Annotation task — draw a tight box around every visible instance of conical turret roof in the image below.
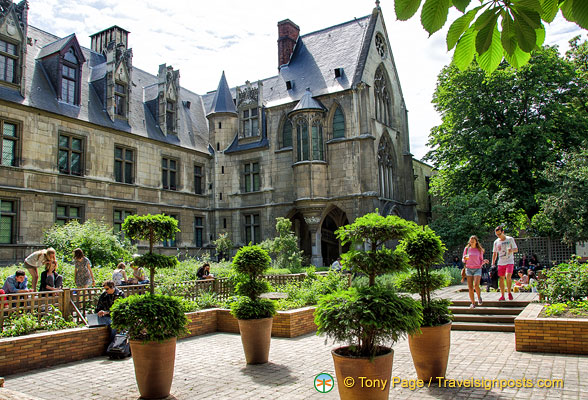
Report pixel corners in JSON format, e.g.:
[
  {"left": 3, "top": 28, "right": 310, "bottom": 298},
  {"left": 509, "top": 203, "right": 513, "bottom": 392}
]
[
  {"left": 207, "top": 71, "right": 237, "bottom": 116},
  {"left": 289, "top": 88, "right": 326, "bottom": 116}
]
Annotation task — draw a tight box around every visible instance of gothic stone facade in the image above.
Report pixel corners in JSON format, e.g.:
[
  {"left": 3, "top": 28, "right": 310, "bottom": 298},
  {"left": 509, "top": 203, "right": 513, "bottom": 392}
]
[{"left": 0, "top": 2, "right": 417, "bottom": 266}]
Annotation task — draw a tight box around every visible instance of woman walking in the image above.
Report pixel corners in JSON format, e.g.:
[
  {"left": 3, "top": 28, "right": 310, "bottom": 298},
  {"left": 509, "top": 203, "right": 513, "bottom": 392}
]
[
  {"left": 462, "top": 236, "right": 488, "bottom": 308},
  {"left": 73, "top": 248, "right": 95, "bottom": 288}
]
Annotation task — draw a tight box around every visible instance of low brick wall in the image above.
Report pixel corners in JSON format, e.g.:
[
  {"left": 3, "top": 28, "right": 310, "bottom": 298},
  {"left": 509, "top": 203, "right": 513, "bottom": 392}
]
[
  {"left": 0, "top": 326, "right": 110, "bottom": 376},
  {"left": 515, "top": 303, "right": 588, "bottom": 355},
  {"left": 1, "top": 307, "right": 318, "bottom": 376}
]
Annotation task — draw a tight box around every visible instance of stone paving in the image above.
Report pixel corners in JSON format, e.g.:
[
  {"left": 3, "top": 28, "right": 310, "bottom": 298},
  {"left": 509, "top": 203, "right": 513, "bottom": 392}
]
[{"left": 3, "top": 329, "right": 587, "bottom": 400}]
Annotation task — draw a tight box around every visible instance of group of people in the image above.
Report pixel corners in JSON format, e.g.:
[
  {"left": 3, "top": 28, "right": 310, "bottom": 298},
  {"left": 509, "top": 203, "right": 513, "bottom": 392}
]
[
  {"left": 461, "top": 226, "right": 522, "bottom": 308},
  {"left": 1, "top": 247, "right": 151, "bottom": 296}
]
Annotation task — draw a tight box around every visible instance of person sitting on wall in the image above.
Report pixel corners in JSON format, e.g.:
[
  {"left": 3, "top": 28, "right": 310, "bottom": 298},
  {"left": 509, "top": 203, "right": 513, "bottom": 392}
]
[
  {"left": 39, "top": 260, "right": 63, "bottom": 292},
  {"left": 95, "top": 280, "right": 126, "bottom": 340},
  {"left": 129, "top": 261, "right": 149, "bottom": 285},
  {"left": 331, "top": 257, "right": 342, "bottom": 272},
  {"left": 196, "top": 263, "right": 214, "bottom": 280},
  {"left": 112, "top": 262, "right": 128, "bottom": 286},
  {"left": 2, "top": 270, "right": 33, "bottom": 294}
]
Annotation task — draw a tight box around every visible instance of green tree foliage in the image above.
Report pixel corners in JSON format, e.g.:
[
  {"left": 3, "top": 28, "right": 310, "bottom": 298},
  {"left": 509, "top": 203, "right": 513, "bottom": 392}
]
[
  {"left": 261, "top": 217, "right": 303, "bottom": 272},
  {"left": 394, "top": 0, "right": 588, "bottom": 73},
  {"left": 535, "top": 148, "right": 588, "bottom": 244},
  {"left": 539, "top": 257, "right": 588, "bottom": 303},
  {"left": 212, "top": 232, "right": 233, "bottom": 261},
  {"left": 426, "top": 43, "right": 588, "bottom": 237},
  {"left": 335, "top": 213, "right": 417, "bottom": 286},
  {"left": 397, "top": 226, "right": 452, "bottom": 327},
  {"left": 122, "top": 214, "right": 180, "bottom": 294},
  {"left": 230, "top": 245, "right": 275, "bottom": 319},
  {"left": 43, "top": 219, "right": 135, "bottom": 267},
  {"left": 111, "top": 294, "right": 188, "bottom": 342}
]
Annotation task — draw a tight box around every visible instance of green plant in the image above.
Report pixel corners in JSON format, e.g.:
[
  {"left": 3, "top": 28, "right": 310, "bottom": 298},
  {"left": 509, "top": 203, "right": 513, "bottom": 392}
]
[
  {"left": 213, "top": 232, "right": 233, "bottom": 261},
  {"left": 543, "top": 303, "right": 568, "bottom": 317},
  {"left": 315, "top": 285, "right": 422, "bottom": 357},
  {"left": 43, "top": 219, "right": 135, "bottom": 267},
  {"left": 111, "top": 294, "right": 189, "bottom": 342},
  {"left": 315, "top": 212, "right": 423, "bottom": 358},
  {"left": 40, "top": 309, "right": 78, "bottom": 331},
  {"left": 195, "top": 291, "right": 219, "bottom": 309},
  {"left": 230, "top": 245, "right": 275, "bottom": 320},
  {"left": 260, "top": 218, "right": 304, "bottom": 272},
  {"left": 540, "top": 257, "right": 588, "bottom": 303},
  {"left": 1, "top": 312, "right": 39, "bottom": 337},
  {"left": 122, "top": 214, "right": 180, "bottom": 294},
  {"left": 437, "top": 266, "right": 462, "bottom": 286},
  {"left": 397, "top": 226, "right": 453, "bottom": 327}
]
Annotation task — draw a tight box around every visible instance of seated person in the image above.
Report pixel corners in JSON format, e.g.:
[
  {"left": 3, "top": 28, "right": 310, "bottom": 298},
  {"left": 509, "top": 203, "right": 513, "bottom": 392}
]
[
  {"left": 95, "top": 280, "right": 125, "bottom": 318},
  {"left": 112, "top": 262, "right": 128, "bottom": 286},
  {"left": 451, "top": 255, "right": 463, "bottom": 269},
  {"left": 515, "top": 270, "right": 529, "bottom": 287},
  {"left": 3, "top": 270, "right": 33, "bottom": 294},
  {"left": 95, "top": 280, "right": 125, "bottom": 340},
  {"left": 39, "top": 260, "right": 63, "bottom": 291},
  {"left": 331, "top": 257, "right": 342, "bottom": 272},
  {"left": 130, "top": 261, "right": 149, "bottom": 284},
  {"left": 196, "top": 263, "right": 214, "bottom": 280},
  {"left": 527, "top": 270, "right": 538, "bottom": 293}
]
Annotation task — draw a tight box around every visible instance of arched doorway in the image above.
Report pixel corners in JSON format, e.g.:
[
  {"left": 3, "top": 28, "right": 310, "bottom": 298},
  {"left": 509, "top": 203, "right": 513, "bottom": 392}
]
[
  {"left": 290, "top": 211, "right": 311, "bottom": 264},
  {"left": 320, "top": 207, "right": 349, "bottom": 266}
]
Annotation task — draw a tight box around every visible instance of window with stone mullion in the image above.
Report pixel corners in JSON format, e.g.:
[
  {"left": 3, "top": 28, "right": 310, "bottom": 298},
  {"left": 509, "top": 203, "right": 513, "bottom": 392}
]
[
  {"left": 242, "top": 108, "right": 258, "bottom": 137},
  {"left": 114, "top": 82, "right": 126, "bottom": 117},
  {"left": 194, "top": 216, "right": 204, "bottom": 247},
  {"left": 114, "top": 146, "right": 134, "bottom": 183},
  {"left": 0, "top": 39, "right": 17, "bottom": 84},
  {"left": 162, "top": 157, "right": 177, "bottom": 190},
  {"left": 56, "top": 204, "right": 82, "bottom": 225},
  {"left": 1, "top": 120, "right": 18, "bottom": 167},
  {"left": 0, "top": 198, "right": 16, "bottom": 244},
  {"left": 244, "top": 162, "right": 260, "bottom": 192},
  {"left": 311, "top": 121, "right": 324, "bottom": 160},
  {"left": 58, "top": 134, "right": 83, "bottom": 175},
  {"left": 244, "top": 214, "right": 260, "bottom": 244},
  {"left": 296, "top": 120, "right": 309, "bottom": 161},
  {"left": 332, "top": 107, "right": 345, "bottom": 139}
]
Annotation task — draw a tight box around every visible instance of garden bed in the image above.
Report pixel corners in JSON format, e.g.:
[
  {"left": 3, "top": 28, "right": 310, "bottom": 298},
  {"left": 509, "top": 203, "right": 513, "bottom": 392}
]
[
  {"left": 0, "top": 307, "right": 317, "bottom": 376},
  {"left": 514, "top": 303, "right": 588, "bottom": 355}
]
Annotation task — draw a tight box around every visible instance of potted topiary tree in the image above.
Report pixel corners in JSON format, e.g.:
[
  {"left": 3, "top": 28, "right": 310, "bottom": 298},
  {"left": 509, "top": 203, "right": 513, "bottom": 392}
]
[
  {"left": 111, "top": 294, "right": 188, "bottom": 399},
  {"left": 230, "top": 244, "right": 275, "bottom": 364},
  {"left": 397, "top": 225, "right": 452, "bottom": 381},
  {"left": 112, "top": 213, "right": 184, "bottom": 399},
  {"left": 314, "top": 213, "right": 423, "bottom": 400},
  {"left": 122, "top": 213, "right": 179, "bottom": 294}
]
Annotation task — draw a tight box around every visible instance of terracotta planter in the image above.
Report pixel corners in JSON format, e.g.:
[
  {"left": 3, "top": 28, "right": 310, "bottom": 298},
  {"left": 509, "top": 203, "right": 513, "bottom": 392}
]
[
  {"left": 408, "top": 322, "right": 451, "bottom": 381},
  {"left": 129, "top": 337, "right": 177, "bottom": 399},
  {"left": 237, "top": 317, "right": 273, "bottom": 364},
  {"left": 331, "top": 346, "right": 393, "bottom": 400}
]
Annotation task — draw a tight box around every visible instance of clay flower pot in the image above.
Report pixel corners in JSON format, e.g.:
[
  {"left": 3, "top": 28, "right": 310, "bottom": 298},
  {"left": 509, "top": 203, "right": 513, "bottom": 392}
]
[
  {"left": 129, "top": 337, "right": 177, "bottom": 399},
  {"left": 331, "top": 346, "right": 394, "bottom": 400},
  {"left": 237, "top": 317, "right": 273, "bottom": 364},
  {"left": 408, "top": 322, "right": 451, "bottom": 381}
]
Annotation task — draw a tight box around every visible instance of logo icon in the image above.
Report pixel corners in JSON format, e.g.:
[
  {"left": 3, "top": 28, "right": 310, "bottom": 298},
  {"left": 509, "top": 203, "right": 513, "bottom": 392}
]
[{"left": 314, "top": 373, "right": 334, "bottom": 393}]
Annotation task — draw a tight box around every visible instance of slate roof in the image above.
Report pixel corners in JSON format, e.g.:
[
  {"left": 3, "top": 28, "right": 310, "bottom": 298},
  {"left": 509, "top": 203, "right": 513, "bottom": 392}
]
[
  {"left": 0, "top": 26, "right": 210, "bottom": 154},
  {"left": 290, "top": 88, "right": 327, "bottom": 115},
  {"left": 0, "top": 10, "right": 377, "bottom": 155}
]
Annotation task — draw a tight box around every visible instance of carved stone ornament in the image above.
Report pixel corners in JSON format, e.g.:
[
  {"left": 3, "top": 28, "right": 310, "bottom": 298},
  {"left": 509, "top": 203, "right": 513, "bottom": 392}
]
[
  {"left": 378, "top": 132, "right": 395, "bottom": 168},
  {"left": 237, "top": 80, "right": 258, "bottom": 108},
  {"left": 304, "top": 216, "right": 321, "bottom": 225},
  {"left": 375, "top": 33, "right": 387, "bottom": 59}
]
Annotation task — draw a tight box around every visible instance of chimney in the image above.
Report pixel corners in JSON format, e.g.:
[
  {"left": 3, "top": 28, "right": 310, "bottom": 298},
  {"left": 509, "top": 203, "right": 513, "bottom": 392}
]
[
  {"left": 90, "top": 25, "right": 130, "bottom": 56},
  {"left": 277, "top": 19, "right": 299, "bottom": 69}
]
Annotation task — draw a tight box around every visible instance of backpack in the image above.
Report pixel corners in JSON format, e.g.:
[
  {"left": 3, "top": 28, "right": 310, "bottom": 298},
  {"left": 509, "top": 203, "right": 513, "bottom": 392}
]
[{"left": 106, "top": 333, "right": 131, "bottom": 359}]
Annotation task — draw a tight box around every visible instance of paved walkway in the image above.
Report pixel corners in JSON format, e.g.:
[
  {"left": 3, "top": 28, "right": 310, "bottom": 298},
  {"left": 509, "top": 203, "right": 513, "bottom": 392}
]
[{"left": 3, "top": 329, "right": 587, "bottom": 400}]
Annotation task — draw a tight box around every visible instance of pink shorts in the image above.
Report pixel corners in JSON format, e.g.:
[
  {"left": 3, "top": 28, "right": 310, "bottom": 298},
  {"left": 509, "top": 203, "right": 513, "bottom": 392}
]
[{"left": 497, "top": 264, "right": 514, "bottom": 277}]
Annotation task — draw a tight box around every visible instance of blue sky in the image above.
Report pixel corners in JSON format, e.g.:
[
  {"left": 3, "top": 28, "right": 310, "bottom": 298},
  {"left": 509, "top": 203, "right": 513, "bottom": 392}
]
[{"left": 28, "top": 0, "right": 584, "bottom": 160}]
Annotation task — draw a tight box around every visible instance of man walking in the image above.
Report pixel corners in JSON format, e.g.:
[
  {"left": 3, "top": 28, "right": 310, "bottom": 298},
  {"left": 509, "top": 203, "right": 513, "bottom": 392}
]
[{"left": 492, "top": 226, "right": 518, "bottom": 301}]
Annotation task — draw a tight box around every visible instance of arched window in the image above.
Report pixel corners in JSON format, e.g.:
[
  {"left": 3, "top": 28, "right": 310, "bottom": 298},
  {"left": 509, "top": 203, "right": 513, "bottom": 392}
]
[
  {"left": 282, "top": 118, "right": 293, "bottom": 148},
  {"left": 311, "top": 120, "right": 324, "bottom": 160},
  {"left": 378, "top": 132, "right": 395, "bottom": 199},
  {"left": 296, "top": 119, "right": 309, "bottom": 161},
  {"left": 332, "top": 106, "right": 345, "bottom": 139},
  {"left": 374, "top": 66, "right": 392, "bottom": 126}
]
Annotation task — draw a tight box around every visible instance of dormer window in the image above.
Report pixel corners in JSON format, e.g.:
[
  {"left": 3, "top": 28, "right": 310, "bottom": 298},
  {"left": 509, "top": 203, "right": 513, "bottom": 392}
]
[
  {"left": 114, "top": 82, "right": 126, "bottom": 117},
  {"left": 242, "top": 107, "right": 258, "bottom": 137},
  {"left": 166, "top": 101, "right": 176, "bottom": 133},
  {"left": 61, "top": 48, "right": 79, "bottom": 105},
  {"left": 0, "top": 39, "right": 17, "bottom": 84}
]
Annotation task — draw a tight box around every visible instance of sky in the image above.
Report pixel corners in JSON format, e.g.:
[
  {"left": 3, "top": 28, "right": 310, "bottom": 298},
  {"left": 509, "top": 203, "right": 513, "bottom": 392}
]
[{"left": 27, "top": 0, "right": 585, "bottom": 160}]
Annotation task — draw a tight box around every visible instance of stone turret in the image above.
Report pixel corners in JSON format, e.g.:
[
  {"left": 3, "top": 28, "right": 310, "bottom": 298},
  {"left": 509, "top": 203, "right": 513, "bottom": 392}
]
[{"left": 207, "top": 71, "right": 237, "bottom": 151}]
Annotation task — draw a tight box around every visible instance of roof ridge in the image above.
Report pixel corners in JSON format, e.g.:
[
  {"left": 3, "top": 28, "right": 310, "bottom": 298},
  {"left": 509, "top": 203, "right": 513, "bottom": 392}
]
[{"left": 300, "top": 15, "right": 370, "bottom": 39}]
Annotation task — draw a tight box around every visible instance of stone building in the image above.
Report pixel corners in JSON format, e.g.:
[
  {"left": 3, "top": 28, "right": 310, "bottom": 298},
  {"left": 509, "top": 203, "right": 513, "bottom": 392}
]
[{"left": 0, "top": 1, "right": 417, "bottom": 266}]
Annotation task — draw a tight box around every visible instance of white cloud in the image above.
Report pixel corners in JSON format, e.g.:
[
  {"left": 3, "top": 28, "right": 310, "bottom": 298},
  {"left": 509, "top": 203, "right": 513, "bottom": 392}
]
[{"left": 27, "top": 0, "right": 584, "bottom": 160}]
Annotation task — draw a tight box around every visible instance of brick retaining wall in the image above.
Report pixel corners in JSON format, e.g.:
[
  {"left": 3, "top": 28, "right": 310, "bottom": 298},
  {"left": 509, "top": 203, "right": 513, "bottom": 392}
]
[
  {"left": 1, "top": 307, "right": 318, "bottom": 375},
  {"left": 515, "top": 303, "right": 588, "bottom": 355}
]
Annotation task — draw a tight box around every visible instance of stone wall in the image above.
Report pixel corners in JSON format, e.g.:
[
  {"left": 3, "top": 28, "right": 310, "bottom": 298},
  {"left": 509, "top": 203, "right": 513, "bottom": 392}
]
[{"left": 515, "top": 303, "right": 588, "bottom": 355}]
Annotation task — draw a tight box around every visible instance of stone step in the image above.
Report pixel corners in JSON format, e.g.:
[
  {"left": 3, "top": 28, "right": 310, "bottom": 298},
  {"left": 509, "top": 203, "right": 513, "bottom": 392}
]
[
  {"left": 451, "top": 321, "right": 515, "bottom": 332},
  {"left": 449, "top": 306, "right": 525, "bottom": 315},
  {"left": 450, "top": 300, "right": 530, "bottom": 308},
  {"left": 453, "top": 314, "right": 516, "bottom": 323}
]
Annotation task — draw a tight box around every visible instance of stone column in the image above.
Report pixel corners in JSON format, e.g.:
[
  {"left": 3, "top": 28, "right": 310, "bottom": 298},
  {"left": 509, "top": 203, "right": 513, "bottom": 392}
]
[{"left": 304, "top": 215, "right": 323, "bottom": 267}]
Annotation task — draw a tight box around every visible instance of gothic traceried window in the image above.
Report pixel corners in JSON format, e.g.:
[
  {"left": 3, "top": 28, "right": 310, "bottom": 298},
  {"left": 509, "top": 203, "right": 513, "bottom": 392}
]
[
  {"left": 311, "top": 120, "right": 324, "bottom": 160},
  {"left": 296, "top": 119, "right": 309, "bottom": 161},
  {"left": 295, "top": 117, "right": 324, "bottom": 161},
  {"left": 332, "top": 106, "right": 345, "bottom": 139},
  {"left": 375, "top": 33, "right": 387, "bottom": 59},
  {"left": 378, "top": 132, "right": 395, "bottom": 199},
  {"left": 374, "top": 66, "right": 392, "bottom": 126},
  {"left": 282, "top": 118, "right": 293, "bottom": 148}
]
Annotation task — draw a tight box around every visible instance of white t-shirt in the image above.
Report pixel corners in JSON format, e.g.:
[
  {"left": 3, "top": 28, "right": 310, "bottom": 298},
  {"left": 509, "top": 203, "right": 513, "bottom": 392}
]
[{"left": 493, "top": 236, "right": 517, "bottom": 265}]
